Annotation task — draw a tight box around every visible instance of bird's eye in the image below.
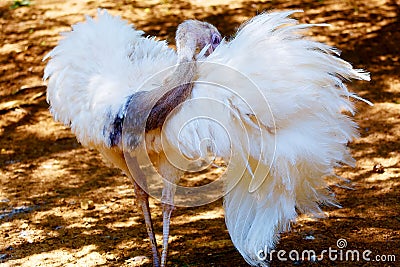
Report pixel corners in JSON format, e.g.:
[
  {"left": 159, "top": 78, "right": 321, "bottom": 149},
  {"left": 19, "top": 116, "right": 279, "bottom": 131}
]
[{"left": 211, "top": 33, "right": 221, "bottom": 48}]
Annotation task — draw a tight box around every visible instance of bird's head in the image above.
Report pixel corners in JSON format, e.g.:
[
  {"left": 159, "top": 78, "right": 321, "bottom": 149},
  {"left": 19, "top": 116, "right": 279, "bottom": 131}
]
[{"left": 176, "top": 20, "right": 222, "bottom": 61}]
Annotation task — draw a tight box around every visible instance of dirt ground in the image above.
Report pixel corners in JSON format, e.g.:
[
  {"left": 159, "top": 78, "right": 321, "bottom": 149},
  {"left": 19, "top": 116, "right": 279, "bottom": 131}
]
[{"left": 0, "top": 0, "right": 399, "bottom": 266}]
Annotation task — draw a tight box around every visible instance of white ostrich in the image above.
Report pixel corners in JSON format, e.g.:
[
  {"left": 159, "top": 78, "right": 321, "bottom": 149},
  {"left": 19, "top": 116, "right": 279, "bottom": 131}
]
[{"left": 44, "top": 10, "right": 370, "bottom": 267}]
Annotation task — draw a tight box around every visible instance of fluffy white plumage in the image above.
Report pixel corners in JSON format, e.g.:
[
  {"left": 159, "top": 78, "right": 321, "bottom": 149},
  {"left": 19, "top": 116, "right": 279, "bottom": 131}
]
[
  {"left": 44, "top": 9, "right": 369, "bottom": 266},
  {"left": 44, "top": 11, "right": 177, "bottom": 148}
]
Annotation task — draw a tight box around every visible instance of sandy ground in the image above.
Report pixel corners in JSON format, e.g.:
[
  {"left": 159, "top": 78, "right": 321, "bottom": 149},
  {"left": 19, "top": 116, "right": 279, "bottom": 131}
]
[{"left": 0, "top": 0, "right": 399, "bottom": 266}]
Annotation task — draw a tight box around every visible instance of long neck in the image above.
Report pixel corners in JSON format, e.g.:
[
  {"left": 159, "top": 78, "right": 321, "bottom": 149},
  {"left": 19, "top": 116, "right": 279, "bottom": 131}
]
[
  {"left": 176, "top": 35, "right": 197, "bottom": 63},
  {"left": 145, "top": 51, "right": 197, "bottom": 131},
  {"left": 109, "top": 34, "right": 196, "bottom": 149},
  {"left": 120, "top": 40, "right": 198, "bottom": 149}
]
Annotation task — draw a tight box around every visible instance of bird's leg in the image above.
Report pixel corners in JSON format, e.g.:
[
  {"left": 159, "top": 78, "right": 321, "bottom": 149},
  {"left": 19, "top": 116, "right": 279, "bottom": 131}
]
[
  {"left": 128, "top": 157, "right": 161, "bottom": 267},
  {"left": 158, "top": 154, "right": 179, "bottom": 267},
  {"left": 133, "top": 181, "right": 160, "bottom": 267},
  {"left": 160, "top": 186, "right": 175, "bottom": 267}
]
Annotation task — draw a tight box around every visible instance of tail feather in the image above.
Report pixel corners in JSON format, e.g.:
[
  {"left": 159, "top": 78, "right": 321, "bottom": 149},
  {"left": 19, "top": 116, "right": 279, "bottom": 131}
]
[{"left": 163, "top": 11, "right": 370, "bottom": 266}]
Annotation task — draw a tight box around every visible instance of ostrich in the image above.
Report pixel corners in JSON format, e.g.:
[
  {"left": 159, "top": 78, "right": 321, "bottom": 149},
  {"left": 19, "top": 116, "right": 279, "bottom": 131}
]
[{"left": 44, "top": 10, "right": 370, "bottom": 267}]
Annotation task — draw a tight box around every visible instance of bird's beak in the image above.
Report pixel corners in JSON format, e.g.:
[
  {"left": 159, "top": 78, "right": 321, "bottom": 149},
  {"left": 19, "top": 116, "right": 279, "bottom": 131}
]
[
  {"left": 207, "top": 45, "right": 214, "bottom": 56},
  {"left": 197, "top": 44, "right": 212, "bottom": 59}
]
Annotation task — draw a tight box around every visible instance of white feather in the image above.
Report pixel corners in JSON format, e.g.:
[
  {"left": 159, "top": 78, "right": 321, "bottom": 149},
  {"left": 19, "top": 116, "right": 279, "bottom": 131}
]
[
  {"left": 162, "top": 11, "right": 369, "bottom": 265},
  {"left": 44, "top": 10, "right": 370, "bottom": 266},
  {"left": 44, "top": 9, "right": 176, "bottom": 148}
]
